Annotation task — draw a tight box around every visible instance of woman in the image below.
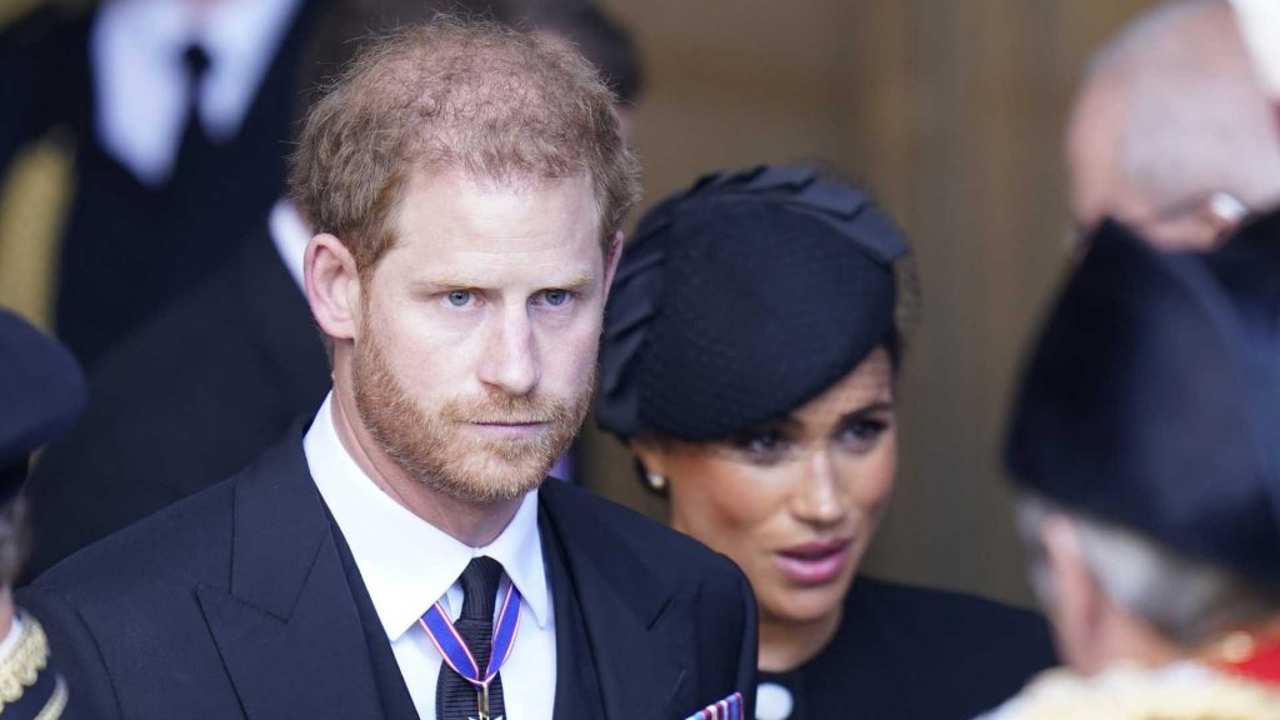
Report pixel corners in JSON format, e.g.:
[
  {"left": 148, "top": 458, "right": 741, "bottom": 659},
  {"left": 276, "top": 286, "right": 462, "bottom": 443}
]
[{"left": 595, "top": 165, "right": 1056, "bottom": 719}]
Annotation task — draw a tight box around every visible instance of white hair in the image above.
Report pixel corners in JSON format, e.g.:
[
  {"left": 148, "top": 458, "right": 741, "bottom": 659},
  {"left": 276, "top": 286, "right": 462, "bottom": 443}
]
[
  {"left": 1016, "top": 493, "right": 1280, "bottom": 647},
  {"left": 1089, "top": 0, "right": 1280, "bottom": 211}
]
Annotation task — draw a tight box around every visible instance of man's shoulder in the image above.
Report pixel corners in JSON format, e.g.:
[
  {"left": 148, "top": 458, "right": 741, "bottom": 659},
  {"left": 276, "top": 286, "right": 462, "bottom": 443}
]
[
  {"left": 540, "top": 480, "right": 745, "bottom": 584},
  {"left": 29, "top": 473, "right": 238, "bottom": 599}
]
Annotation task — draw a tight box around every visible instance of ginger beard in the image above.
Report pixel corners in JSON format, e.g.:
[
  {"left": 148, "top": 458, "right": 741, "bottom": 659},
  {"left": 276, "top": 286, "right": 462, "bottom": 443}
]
[{"left": 352, "top": 319, "right": 594, "bottom": 504}]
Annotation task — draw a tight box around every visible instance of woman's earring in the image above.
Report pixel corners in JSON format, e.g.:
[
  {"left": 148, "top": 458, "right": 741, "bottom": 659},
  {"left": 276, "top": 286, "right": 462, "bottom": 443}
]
[{"left": 646, "top": 472, "right": 668, "bottom": 491}]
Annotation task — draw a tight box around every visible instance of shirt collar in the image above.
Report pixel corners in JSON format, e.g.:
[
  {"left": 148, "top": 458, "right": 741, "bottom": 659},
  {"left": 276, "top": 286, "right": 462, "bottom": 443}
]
[
  {"left": 304, "top": 393, "right": 550, "bottom": 642},
  {"left": 268, "top": 198, "right": 310, "bottom": 291}
]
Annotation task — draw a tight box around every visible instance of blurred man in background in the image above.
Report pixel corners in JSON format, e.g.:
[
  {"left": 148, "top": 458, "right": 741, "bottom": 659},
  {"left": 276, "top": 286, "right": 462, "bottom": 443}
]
[
  {"left": 22, "top": 0, "right": 644, "bottom": 581},
  {"left": 0, "top": 0, "right": 325, "bottom": 365},
  {"left": 0, "top": 309, "right": 87, "bottom": 719},
  {"left": 1065, "top": 0, "right": 1280, "bottom": 250},
  {"left": 984, "top": 214, "right": 1280, "bottom": 718}
]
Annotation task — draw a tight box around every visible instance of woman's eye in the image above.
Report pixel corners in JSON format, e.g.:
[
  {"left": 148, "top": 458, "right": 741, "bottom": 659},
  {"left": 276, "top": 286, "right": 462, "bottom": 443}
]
[
  {"left": 446, "top": 290, "right": 472, "bottom": 307},
  {"left": 838, "top": 418, "right": 888, "bottom": 450},
  {"left": 731, "top": 429, "right": 789, "bottom": 461}
]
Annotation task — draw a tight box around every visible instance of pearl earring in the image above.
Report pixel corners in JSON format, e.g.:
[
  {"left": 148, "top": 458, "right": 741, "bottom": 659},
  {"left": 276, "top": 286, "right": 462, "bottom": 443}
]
[{"left": 646, "top": 472, "right": 668, "bottom": 491}]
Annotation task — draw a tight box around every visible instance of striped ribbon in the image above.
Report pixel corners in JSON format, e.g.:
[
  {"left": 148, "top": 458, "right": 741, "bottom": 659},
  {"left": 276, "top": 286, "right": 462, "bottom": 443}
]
[
  {"left": 418, "top": 581, "right": 522, "bottom": 689},
  {"left": 685, "top": 691, "right": 744, "bottom": 720}
]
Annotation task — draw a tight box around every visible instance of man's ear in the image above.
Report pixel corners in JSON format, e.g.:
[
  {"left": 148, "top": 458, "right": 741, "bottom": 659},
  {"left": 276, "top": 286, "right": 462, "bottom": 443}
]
[
  {"left": 1199, "top": 191, "right": 1249, "bottom": 246},
  {"left": 1042, "top": 514, "right": 1106, "bottom": 672},
  {"left": 602, "top": 230, "right": 624, "bottom": 294},
  {"left": 305, "top": 233, "right": 362, "bottom": 343}
]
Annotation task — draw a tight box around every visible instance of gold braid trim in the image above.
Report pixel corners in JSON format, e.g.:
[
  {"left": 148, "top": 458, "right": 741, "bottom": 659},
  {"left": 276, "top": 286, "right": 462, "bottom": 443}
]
[
  {"left": 994, "top": 663, "right": 1280, "bottom": 720},
  {"left": 32, "top": 676, "right": 66, "bottom": 720},
  {"left": 0, "top": 613, "right": 51, "bottom": 714}
]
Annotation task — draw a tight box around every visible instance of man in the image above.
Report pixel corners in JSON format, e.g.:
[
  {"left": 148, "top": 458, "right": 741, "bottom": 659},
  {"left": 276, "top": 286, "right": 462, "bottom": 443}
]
[
  {"left": 1065, "top": 0, "right": 1280, "bottom": 250},
  {"left": 0, "top": 309, "right": 88, "bottom": 719},
  {"left": 21, "top": 18, "right": 755, "bottom": 720},
  {"left": 23, "top": 0, "right": 646, "bottom": 582},
  {"left": 0, "top": 0, "right": 324, "bottom": 365},
  {"left": 983, "top": 216, "right": 1280, "bottom": 717}
]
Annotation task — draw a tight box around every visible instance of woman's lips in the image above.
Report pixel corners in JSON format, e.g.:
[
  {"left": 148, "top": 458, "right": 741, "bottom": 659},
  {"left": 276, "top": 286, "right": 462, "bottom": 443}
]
[{"left": 774, "top": 538, "right": 853, "bottom": 586}]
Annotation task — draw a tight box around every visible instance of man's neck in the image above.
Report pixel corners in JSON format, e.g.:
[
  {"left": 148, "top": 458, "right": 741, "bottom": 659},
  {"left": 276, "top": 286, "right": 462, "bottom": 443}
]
[{"left": 328, "top": 389, "right": 522, "bottom": 547}]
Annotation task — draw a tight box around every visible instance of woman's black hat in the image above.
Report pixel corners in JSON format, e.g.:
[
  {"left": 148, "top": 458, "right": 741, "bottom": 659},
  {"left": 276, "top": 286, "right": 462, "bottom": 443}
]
[
  {"left": 1006, "top": 213, "right": 1280, "bottom": 585},
  {"left": 596, "top": 165, "right": 909, "bottom": 441}
]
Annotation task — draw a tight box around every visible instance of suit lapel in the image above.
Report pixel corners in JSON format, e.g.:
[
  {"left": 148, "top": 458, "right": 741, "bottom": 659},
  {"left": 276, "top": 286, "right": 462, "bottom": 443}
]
[
  {"left": 539, "top": 483, "right": 694, "bottom": 719},
  {"left": 196, "top": 435, "right": 383, "bottom": 719}
]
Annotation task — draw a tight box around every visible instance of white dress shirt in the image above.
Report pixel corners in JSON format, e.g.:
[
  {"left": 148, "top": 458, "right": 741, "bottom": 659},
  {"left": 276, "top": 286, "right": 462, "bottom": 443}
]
[
  {"left": 305, "top": 394, "right": 557, "bottom": 720},
  {"left": 1233, "top": 0, "right": 1280, "bottom": 97},
  {"left": 91, "top": 0, "right": 304, "bottom": 186},
  {"left": 269, "top": 199, "right": 310, "bottom": 290}
]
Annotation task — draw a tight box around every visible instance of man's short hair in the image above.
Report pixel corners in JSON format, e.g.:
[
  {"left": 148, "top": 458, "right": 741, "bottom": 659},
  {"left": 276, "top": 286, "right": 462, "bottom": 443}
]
[
  {"left": 289, "top": 17, "right": 641, "bottom": 274},
  {"left": 1017, "top": 493, "right": 1280, "bottom": 647}
]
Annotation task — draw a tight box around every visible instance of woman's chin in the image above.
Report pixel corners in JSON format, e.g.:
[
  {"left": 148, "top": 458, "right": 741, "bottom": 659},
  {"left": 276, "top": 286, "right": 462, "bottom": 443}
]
[{"left": 763, "top": 579, "right": 850, "bottom": 625}]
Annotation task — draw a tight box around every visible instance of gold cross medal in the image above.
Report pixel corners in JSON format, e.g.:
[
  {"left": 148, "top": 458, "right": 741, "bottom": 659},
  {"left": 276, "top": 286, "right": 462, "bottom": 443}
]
[{"left": 470, "top": 683, "right": 503, "bottom": 720}]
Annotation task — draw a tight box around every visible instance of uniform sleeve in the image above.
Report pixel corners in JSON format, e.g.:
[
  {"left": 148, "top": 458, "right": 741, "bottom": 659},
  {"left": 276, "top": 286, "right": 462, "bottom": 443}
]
[{"left": 17, "top": 585, "right": 122, "bottom": 720}]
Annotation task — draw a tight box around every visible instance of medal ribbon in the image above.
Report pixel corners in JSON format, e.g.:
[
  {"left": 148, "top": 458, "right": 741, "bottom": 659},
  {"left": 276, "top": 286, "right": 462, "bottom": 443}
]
[{"left": 419, "top": 581, "right": 522, "bottom": 689}]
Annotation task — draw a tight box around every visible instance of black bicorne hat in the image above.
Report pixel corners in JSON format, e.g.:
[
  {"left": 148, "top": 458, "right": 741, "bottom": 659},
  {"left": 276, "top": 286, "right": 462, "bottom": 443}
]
[
  {"left": 0, "top": 309, "right": 86, "bottom": 504},
  {"left": 1006, "top": 213, "right": 1280, "bottom": 586},
  {"left": 596, "top": 165, "right": 909, "bottom": 441}
]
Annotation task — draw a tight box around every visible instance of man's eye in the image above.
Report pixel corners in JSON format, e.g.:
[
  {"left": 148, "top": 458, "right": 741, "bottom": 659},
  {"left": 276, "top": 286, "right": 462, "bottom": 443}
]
[
  {"left": 446, "top": 290, "right": 472, "bottom": 307},
  {"left": 542, "top": 289, "right": 570, "bottom": 306}
]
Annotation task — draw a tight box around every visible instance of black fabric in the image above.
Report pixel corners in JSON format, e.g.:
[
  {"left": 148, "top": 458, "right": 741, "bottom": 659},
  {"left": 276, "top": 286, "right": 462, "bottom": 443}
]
[
  {"left": 0, "top": 310, "right": 85, "bottom": 499},
  {"left": 0, "top": 2, "right": 322, "bottom": 366},
  {"left": 756, "top": 577, "right": 1056, "bottom": 720},
  {"left": 327, "top": 509, "right": 420, "bottom": 720},
  {"left": 19, "top": 430, "right": 757, "bottom": 719},
  {"left": 438, "top": 558, "right": 506, "bottom": 720},
  {"left": 23, "top": 224, "right": 331, "bottom": 583},
  {"left": 596, "top": 165, "right": 907, "bottom": 441},
  {"left": 1006, "top": 214, "right": 1280, "bottom": 586},
  {"left": 539, "top": 501, "right": 608, "bottom": 719},
  {"left": 0, "top": 640, "right": 69, "bottom": 720}
]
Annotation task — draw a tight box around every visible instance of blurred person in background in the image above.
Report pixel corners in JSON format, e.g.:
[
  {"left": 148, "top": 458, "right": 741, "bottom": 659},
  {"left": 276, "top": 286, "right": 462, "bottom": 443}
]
[
  {"left": 1065, "top": 0, "right": 1280, "bottom": 251},
  {"left": 21, "top": 0, "right": 644, "bottom": 582},
  {"left": 1232, "top": 0, "right": 1280, "bottom": 113},
  {"left": 0, "top": 0, "right": 326, "bottom": 366},
  {"left": 595, "top": 165, "right": 1056, "bottom": 720},
  {"left": 984, "top": 216, "right": 1280, "bottom": 718},
  {"left": 0, "top": 309, "right": 87, "bottom": 719}
]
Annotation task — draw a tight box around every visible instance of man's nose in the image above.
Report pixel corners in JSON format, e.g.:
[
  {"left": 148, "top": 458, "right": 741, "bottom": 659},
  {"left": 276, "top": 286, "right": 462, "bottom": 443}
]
[{"left": 476, "top": 304, "right": 540, "bottom": 396}]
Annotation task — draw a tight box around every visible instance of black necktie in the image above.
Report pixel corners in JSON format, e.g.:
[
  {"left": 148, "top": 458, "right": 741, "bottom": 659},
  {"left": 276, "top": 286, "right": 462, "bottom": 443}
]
[
  {"left": 172, "top": 43, "right": 214, "bottom": 180},
  {"left": 438, "top": 557, "right": 507, "bottom": 720}
]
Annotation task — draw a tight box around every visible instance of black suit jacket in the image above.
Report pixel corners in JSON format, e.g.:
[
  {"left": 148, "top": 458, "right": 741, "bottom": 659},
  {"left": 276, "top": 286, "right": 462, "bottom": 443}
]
[
  {"left": 24, "top": 227, "right": 331, "bottom": 582},
  {"left": 0, "top": 2, "right": 322, "bottom": 364},
  {"left": 20, "top": 432, "right": 758, "bottom": 719}
]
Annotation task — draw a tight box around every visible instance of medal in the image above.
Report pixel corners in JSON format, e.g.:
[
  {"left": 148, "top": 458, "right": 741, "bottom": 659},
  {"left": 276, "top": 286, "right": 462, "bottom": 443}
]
[{"left": 420, "top": 581, "right": 521, "bottom": 720}]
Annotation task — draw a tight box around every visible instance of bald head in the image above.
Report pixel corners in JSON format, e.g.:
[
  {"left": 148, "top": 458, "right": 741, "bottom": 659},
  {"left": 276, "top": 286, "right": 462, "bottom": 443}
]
[{"left": 1067, "top": 0, "right": 1280, "bottom": 249}]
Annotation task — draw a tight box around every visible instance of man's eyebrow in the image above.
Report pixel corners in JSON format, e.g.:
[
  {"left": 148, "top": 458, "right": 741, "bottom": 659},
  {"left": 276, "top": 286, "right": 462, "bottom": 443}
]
[{"left": 410, "top": 273, "right": 597, "bottom": 291}]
